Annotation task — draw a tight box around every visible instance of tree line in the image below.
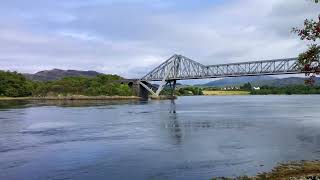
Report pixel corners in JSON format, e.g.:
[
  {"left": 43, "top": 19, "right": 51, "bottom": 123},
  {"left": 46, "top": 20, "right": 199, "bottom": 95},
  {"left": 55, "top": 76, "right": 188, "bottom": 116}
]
[
  {"left": 3, "top": 70, "right": 320, "bottom": 97},
  {"left": 0, "top": 70, "right": 205, "bottom": 97},
  {"left": 0, "top": 71, "right": 134, "bottom": 97},
  {"left": 160, "top": 86, "right": 204, "bottom": 96},
  {"left": 238, "top": 82, "right": 320, "bottom": 95},
  {"left": 251, "top": 85, "right": 320, "bottom": 95}
]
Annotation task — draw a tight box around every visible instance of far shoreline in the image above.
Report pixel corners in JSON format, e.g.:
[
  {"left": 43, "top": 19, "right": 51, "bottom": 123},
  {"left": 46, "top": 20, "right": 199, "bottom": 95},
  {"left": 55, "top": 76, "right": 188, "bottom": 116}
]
[
  {"left": 0, "top": 95, "right": 142, "bottom": 101},
  {"left": 2, "top": 94, "right": 320, "bottom": 101}
]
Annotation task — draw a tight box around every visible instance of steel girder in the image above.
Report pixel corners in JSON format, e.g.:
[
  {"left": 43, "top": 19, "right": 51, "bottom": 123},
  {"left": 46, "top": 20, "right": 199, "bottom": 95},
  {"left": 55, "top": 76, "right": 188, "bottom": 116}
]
[{"left": 141, "top": 55, "right": 301, "bottom": 81}]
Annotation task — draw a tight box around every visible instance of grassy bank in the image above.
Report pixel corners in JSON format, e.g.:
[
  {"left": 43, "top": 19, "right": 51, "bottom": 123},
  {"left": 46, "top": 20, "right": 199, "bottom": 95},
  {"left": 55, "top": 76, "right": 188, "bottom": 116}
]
[
  {"left": 0, "top": 95, "right": 141, "bottom": 101},
  {"left": 212, "top": 161, "right": 320, "bottom": 180},
  {"left": 203, "top": 90, "right": 250, "bottom": 96}
]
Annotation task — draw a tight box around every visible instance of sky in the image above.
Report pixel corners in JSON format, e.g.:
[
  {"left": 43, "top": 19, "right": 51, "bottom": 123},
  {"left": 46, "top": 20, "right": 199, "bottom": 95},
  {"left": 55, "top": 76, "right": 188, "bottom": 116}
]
[{"left": 0, "top": 0, "right": 319, "bottom": 79}]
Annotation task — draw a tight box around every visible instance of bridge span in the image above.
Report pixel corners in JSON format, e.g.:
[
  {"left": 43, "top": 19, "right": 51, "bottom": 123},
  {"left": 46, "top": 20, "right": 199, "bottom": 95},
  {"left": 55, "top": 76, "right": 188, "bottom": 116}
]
[{"left": 126, "top": 54, "right": 302, "bottom": 99}]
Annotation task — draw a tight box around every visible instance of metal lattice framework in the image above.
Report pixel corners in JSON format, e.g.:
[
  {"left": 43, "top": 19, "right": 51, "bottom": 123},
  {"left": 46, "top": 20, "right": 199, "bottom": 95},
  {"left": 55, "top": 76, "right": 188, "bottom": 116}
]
[
  {"left": 141, "top": 54, "right": 300, "bottom": 81},
  {"left": 139, "top": 54, "right": 301, "bottom": 96}
]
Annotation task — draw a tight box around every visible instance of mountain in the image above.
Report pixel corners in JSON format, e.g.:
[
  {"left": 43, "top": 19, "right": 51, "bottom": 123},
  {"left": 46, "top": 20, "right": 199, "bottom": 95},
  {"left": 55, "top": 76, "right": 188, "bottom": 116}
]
[
  {"left": 200, "top": 76, "right": 276, "bottom": 87},
  {"left": 24, "top": 69, "right": 103, "bottom": 81},
  {"left": 199, "top": 76, "right": 320, "bottom": 87},
  {"left": 253, "top": 77, "right": 320, "bottom": 87},
  {"left": 23, "top": 68, "right": 320, "bottom": 86}
]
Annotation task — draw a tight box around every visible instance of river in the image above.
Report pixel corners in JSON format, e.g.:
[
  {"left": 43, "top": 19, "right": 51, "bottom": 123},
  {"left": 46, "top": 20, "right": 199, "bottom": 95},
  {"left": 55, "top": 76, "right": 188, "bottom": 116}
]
[{"left": 0, "top": 96, "right": 320, "bottom": 180}]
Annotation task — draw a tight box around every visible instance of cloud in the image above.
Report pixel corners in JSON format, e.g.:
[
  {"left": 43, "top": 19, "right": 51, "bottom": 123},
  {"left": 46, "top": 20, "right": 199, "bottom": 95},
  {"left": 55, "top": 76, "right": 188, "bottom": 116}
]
[{"left": 0, "top": 0, "right": 319, "bottom": 78}]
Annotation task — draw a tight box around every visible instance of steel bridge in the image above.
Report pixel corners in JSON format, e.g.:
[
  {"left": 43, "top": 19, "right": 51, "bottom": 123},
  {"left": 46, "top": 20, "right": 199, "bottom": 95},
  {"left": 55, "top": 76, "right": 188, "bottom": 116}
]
[{"left": 137, "top": 54, "right": 301, "bottom": 97}]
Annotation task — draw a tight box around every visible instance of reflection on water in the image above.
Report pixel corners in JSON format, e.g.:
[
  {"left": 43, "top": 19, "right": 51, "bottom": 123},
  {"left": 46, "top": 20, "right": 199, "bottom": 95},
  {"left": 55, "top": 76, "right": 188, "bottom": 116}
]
[
  {"left": 0, "top": 99, "right": 145, "bottom": 109},
  {"left": 169, "top": 100, "right": 176, "bottom": 114},
  {"left": 168, "top": 103, "right": 182, "bottom": 144},
  {"left": 1, "top": 96, "right": 320, "bottom": 180},
  {"left": 0, "top": 100, "right": 30, "bottom": 110}
]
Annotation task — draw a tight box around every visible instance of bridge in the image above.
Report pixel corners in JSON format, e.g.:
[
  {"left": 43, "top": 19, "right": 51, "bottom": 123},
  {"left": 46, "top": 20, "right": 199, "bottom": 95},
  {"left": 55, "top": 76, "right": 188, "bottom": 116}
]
[{"left": 126, "top": 54, "right": 302, "bottom": 99}]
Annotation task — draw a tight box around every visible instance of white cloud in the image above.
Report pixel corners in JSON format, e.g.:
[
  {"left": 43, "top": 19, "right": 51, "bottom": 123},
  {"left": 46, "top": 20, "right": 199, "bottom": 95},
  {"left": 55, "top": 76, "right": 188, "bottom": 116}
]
[{"left": 0, "top": 0, "right": 319, "bottom": 79}]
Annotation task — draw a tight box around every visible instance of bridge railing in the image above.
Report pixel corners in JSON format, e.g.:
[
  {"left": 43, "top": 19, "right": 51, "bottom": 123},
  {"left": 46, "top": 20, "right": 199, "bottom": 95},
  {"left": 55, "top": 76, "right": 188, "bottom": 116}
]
[
  {"left": 140, "top": 55, "right": 301, "bottom": 81},
  {"left": 204, "top": 58, "right": 300, "bottom": 78}
]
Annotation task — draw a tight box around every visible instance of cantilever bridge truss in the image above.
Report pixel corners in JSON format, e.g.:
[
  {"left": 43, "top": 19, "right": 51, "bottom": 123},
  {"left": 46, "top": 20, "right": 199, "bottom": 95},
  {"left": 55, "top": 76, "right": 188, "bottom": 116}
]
[{"left": 139, "top": 54, "right": 301, "bottom": 96}]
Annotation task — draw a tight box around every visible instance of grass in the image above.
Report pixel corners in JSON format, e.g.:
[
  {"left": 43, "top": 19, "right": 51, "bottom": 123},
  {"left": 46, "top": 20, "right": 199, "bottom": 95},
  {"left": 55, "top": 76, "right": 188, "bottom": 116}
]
[
  {"left": 0, "top": 97, "right": 34, "bottom": 100},
  {"left": 212, "top": 160, "right": 320, "bottom": 180},
  {"left": 203, "top": 90, "right": 250, "bottom": 96}
]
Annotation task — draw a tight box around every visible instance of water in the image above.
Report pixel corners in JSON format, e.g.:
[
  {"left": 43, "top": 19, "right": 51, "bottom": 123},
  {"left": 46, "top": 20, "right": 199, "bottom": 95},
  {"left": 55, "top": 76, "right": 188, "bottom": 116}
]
[{"left": 1, "top": 96, "right": 320, "bottom": 180}]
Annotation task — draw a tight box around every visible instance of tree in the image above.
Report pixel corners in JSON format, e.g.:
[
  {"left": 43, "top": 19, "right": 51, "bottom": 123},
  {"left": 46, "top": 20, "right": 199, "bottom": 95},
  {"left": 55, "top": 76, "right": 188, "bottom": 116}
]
[
  {"left": 293, "top": 1, "right": 320, "bottom": 85},
  {"left": 0, "top": 71, "right": 33, "bottom": 97},
  {"left": 240, "top": 82, "right": 252, "bottom": 91}
]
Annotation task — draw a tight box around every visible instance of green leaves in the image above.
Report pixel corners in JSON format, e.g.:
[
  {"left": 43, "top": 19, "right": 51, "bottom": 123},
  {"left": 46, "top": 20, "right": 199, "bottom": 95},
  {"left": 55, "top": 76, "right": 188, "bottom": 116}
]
[
  {"left": 251, "top": 85, "right": 320, "bottom": 95},
  {"left": 161, "top": 86, "right": 203, "bottom": 96},
  {"left": 0, "top": 72, "right": 134, "bottom": 97},
  {"left": 298, "top": 44, "right": 320, "bottom": 70},
  {"left": 0, "top": 71, "right": 33, "bottom": 97},
  {"left": 293, "top": 1, "right": 320, "bottom": 85},
  {"left": 293, "top": 16, "right": 320, "bottom": 42},
  {"left": 240, "top": 82, "right": 252, "bottom": 90}
]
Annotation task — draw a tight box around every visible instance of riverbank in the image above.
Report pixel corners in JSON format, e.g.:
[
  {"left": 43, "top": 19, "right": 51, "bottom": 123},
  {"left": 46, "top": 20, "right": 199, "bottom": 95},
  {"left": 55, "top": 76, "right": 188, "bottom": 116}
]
[
  {"left": 0, "top": 95, "right": 141, "bottom": 101},
  {"left": 150, "top": 95, "right": 177, "bottom": 100},
  {"left": 212, "top": 160, "right": 320, "bottom": 180},
  {"left": 203, "top": 90, "right": 250, "bottom": 96}
]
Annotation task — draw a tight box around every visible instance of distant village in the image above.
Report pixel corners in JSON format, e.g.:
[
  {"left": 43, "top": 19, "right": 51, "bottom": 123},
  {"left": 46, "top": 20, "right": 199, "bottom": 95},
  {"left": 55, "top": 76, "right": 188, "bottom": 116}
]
[{"left": 220, "top": 86, "right": 260, "bottom": 90}]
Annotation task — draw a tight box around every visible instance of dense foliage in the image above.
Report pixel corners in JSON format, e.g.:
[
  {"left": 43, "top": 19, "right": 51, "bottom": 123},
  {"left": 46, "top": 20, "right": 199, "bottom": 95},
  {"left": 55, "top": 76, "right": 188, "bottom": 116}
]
[
  {"left": 251, "top": 85, "right": 320, "bottom": 95},
  {"left": 177, "top": 87, "right": 203, "bottom": 96},
  {"left": 0, "top": 71, "right": 134, "bottom": 97},
  {"left": 0, "top": 71, "right": 34, "bottom": 97},
  {"left": 160, "top": 86, "right": 204, "bottom": 96},
  {"left": 293, "top": 1, "right": 320, "bottom": 85},
  {"left": 240, "top": 82, "right": 252, "bottom": 91}
]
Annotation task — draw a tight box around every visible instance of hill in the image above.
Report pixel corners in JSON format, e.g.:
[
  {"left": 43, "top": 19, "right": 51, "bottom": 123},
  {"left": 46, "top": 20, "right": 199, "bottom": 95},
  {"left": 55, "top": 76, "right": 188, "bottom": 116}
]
[
  {"left": 24, "top": 69, "right": 102, "bottom": 81},
  {"left": 253, "top": 77, "right": 320, "bottom": 87},
  {"left": 200, "top": 76, "right": 276, "bottom": 87},
  {"left": 199, "top": 76, "right": 320, "bottom": 87},
  {"left": 0, "top": 70, "right": 133, "bottom": 97}
]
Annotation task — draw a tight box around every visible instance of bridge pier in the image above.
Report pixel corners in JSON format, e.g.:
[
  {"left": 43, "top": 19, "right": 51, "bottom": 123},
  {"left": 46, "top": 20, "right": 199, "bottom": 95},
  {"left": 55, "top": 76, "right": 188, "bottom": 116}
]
[
  {"left": 124, "top": 79, "right": 177, "bottom": 100},
  {"left": 127, "top": 80, "right": 150, "bottom": 100},
  {"left": 168, "top": 80, "right": 177, "bottom": 97}
]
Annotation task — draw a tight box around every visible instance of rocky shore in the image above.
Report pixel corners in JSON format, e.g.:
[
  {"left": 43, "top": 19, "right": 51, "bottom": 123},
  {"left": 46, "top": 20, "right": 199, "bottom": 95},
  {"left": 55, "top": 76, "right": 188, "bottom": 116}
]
[{"left": 212, "top": 161, "right": 320, "bottom": 180}]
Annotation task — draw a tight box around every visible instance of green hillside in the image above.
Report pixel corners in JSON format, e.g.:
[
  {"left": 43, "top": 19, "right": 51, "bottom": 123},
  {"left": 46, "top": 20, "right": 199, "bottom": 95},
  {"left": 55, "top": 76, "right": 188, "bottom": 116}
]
[{"left": 0, "top": 71, "right": 133, "bottom": 97}]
